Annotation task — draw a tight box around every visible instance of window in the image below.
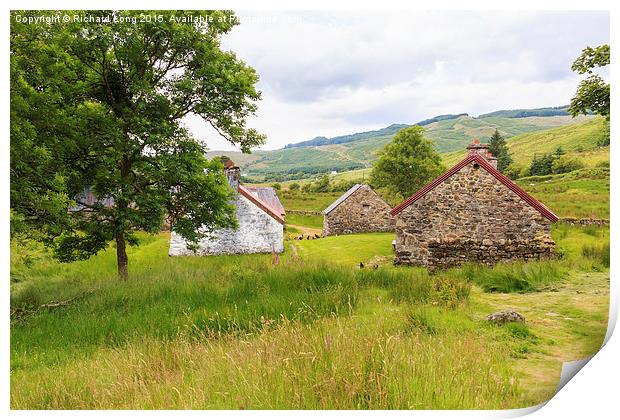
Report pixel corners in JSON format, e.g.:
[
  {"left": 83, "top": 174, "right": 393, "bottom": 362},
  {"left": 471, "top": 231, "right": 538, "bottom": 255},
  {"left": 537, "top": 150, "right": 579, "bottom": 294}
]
[{"left": 363, "top": 204, "right": 371, "bottom": 214}]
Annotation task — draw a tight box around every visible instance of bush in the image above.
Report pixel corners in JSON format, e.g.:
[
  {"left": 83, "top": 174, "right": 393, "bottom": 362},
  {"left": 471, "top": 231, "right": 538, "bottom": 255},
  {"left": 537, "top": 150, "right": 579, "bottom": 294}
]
[
  {"left": 289, "top": 182, "right": 300, "bottom": 191},
  {"left": 552, "top": 156, "right": 585, "bottom": 174},
  {"left": 596, "top": 160, "right": 610, "bottom": 168},
  {"left": 271, "top": 183, "right": 281, "bottom": 191},
  {"left": 529, "top": 153, "right": 555, "bottom": 176},
  {"left": 431, "top": 276, "right": 471, "bottom": 308},
  {"left": 503, "top": 163, "right": 527, "bottom": 180}
]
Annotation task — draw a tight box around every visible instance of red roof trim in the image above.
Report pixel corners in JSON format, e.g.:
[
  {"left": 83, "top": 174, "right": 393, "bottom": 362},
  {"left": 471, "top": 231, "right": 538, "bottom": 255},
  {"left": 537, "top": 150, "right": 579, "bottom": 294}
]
[
  {"left": 238, "top": 185, "right": 285, "bottom": 224},
  {"left": 390, "top": 154, "right": 559, "bottom": 222}
]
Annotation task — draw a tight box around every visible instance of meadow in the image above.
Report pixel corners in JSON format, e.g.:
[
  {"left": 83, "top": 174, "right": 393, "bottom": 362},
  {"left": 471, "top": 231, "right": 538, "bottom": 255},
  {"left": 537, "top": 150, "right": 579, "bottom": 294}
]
[{"left": 10, "top": 217, "right": 609, "bottom": 409}]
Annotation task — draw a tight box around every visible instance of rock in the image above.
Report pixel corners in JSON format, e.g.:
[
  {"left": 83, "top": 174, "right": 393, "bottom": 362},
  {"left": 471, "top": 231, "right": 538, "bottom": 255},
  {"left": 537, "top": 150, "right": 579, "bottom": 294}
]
[{"left": 485, "top": 310, "right": 525, "bottom": 324}]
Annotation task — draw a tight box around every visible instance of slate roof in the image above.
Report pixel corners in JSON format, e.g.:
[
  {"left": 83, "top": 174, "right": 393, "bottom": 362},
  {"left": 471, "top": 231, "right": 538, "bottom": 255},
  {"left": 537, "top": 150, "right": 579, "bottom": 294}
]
[
  {"left": 390, "top": 154, "right": 559, "bottom": 222},
  {"left": 245, "top": 186, "right": 286, "bottom": 217},
  {"left": 238, "top": 185, "right": 285, "bottom": 224},
  {"left": 322, "top": 184, "right": 363, "bottom": 215}
]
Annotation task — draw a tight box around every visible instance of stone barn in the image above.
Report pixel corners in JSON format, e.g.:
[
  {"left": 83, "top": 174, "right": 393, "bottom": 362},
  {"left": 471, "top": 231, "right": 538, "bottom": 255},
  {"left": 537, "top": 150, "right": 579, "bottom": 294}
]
[
  {"left": 169, "top": 160, "right": 285, "bottom": 256},
  {"left": 391, "top": 139, "right": 558, "bottom": 270},
  {"left": 322, "top": 184, "right": 393, "bottom": 236}
]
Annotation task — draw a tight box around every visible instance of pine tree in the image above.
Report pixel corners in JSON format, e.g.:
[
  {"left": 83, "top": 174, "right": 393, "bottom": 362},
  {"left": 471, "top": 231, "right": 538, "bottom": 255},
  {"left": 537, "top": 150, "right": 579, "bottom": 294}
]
[{"left": 488, "top": 129, "right": 513, "bottom": 172}]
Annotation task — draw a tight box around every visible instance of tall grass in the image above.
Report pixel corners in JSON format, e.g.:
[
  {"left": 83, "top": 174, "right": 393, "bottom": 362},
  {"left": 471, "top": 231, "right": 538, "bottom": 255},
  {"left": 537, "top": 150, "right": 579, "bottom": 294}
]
[
  {"left": 582, "top": 243, "right": 610, "bottom": 268},
  {"left": 456, "top": 261, "right": 567, "bottom": 293},
  {"left": 11, "top": 318, "right": 523, "bottom": 409}
]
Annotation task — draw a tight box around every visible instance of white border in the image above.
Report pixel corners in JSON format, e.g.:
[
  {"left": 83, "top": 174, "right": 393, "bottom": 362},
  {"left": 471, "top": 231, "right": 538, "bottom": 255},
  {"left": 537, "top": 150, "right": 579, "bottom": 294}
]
[{"left": 2, "top": 1, "right": 617, "bottom": 419}]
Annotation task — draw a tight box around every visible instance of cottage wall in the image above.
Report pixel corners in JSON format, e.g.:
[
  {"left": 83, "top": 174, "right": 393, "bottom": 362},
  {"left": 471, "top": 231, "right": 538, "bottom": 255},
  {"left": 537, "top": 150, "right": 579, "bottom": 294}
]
[
  {"left": 323, "top": 185, "right": 393, "bottom": 236},
  {"left": 169, "top": 193, "right": 284, "bottom": 256},
  {"left": 394, "top": 161, "right": 555, "bottom": 270}
]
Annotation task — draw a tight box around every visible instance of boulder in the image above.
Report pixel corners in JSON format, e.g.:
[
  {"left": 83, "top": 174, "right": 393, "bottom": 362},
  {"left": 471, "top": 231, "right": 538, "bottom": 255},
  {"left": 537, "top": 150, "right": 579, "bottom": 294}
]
[{"left": 485, "top": 310, "right": 525, "bottom": 324}]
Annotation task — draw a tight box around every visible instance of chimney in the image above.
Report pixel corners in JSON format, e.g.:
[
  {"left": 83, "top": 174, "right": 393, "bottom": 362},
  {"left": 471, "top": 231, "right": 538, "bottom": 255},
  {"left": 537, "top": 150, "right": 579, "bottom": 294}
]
[
  {"left": 224, "top": 159, "right": 240, "bottom": 190},
  {"left": 466, "top": 138, "right": 498, "bottom": 169}
]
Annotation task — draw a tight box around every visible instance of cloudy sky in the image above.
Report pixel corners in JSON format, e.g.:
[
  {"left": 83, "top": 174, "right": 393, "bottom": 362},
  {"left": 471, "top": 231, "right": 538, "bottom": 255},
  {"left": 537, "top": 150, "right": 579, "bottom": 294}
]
[{"left": 184, "top": 10, "right": 609, "bottom": 151}]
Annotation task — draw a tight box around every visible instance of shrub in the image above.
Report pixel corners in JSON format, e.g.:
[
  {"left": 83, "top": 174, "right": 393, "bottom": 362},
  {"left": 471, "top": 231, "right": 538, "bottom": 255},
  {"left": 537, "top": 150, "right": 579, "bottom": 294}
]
[
  {"left": 271, "top": 183, "right": 281, "bottom": 191},
  {"left": 431, "top": 276, "right": 471, "bottom": 308},
  {"left": 503, "top": 163, "right": 526, "bottom": 180},
  {"left": 552, "top": 156, "right": 585, "bottom": 174},
  {"left": 289, "top": 182, "right": 300, "bottom": 191},
  {"left": 596, "top": 160, "right": 610, "bottom": 168}
]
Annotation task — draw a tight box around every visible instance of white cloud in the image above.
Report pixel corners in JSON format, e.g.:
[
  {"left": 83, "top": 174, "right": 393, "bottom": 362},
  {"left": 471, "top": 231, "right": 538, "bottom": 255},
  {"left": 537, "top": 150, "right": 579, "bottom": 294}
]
[{"left": 186, "top": 10, "right": 609, "bottom": 151}]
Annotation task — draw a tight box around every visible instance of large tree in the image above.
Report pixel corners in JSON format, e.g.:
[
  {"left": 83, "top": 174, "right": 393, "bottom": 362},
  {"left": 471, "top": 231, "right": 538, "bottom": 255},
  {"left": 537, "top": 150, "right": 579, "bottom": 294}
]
[
  {"left": 569, "top": 44, "right": 610, "bottom": 119},
  {"left": 370, "top": 126, "right": 444, "bottom": 198},
  {"left": 10, "top": 10, "right": 265, "bottom": 279},
  {"left": 488, "top": 129, "right": 513, "bottom": 173}
]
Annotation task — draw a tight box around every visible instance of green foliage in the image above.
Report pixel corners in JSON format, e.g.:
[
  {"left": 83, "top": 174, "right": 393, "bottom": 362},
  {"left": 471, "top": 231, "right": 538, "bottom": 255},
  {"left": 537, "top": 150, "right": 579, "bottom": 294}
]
[
  {"left": 488, "top": 129, "right": 513, "bottom": 172},
  {"left": 570, "top": 45, "right": 610, "bottom": 119},
  {"left": 552, "top": 156, "right": 585, "bottom": 174},
  {"left": 288, "top": 182, "right": 300, "bottom": 191},
  {"left": 370, "top": 126, "right": 444, "bottom": 198},
  {"left": 270, "top": 183, "right": 281, "bottom": 191},
  {"left": 529, "top": 153, "right": 556, "bottom": 176},
  {"left": 503, "top": 163, "right": 527, "bottom": 180},
  {"left": 10, "top": 10, "right": 265, "bottom": 278},
  {"left": 457, "top": 261, "right": 567, "bottom": 293}
]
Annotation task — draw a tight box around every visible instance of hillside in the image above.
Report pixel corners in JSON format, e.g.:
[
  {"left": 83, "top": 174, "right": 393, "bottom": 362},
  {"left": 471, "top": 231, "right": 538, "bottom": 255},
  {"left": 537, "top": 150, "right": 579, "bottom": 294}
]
[
  {"left": 442, "top": 117, "right": 609, "bottom": 167},
  {"left": 207, "top": 110, "right": 593, "bottom": 182}
]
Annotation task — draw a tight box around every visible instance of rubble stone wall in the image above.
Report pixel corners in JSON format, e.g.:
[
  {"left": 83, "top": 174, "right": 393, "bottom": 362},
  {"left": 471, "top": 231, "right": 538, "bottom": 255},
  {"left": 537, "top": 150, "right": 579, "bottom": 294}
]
[
  {"left": 323, "top": 185, "right": 393, "bottom": 236},
  {"left": 394, "top": 161, "right": 555, "bottom": 270}
]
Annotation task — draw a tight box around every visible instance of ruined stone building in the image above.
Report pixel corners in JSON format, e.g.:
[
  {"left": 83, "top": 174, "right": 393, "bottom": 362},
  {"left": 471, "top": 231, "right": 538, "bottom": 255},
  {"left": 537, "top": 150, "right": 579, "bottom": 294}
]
[
  {"left": 169, "top": 160, "right": 285, "bottom": 256},
  {"left": 391, "top": 140, "right": 558, "bottom": 270},
  {"left": 322, "top": 184, "right": 393, "bottom": 236}
]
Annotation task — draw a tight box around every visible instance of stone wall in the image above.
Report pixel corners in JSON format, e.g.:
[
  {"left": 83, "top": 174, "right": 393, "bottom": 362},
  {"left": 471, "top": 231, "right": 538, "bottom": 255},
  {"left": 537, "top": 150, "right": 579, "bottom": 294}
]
[
  {"left": 560, "top": 217, "right": 609, "bottom": 227},
  {"left": 169, "top": 193, "right": 284, "bottom": 256},
  {"left": 394, "top": 161, "right": 555, "bottom": 270},
  {"left": 323, "top": 185, "right": 393, "bottom": 236}
]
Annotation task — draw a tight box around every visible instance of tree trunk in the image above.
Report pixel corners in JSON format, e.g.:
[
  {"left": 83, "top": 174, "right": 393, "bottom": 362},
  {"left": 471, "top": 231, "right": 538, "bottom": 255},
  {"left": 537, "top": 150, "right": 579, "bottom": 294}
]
[{"left": 116, "top": 231, "right": 128, "bottom": 281}]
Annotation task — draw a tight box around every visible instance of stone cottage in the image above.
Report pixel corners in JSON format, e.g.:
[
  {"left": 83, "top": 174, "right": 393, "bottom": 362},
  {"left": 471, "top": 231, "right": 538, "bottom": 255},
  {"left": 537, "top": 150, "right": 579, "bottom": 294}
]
[
  {"left": 322, "top": 184, "right": 393, "bottom": 236},
  {"left": 169, "top": 160, "right": 285, "bottom": 256},
  {"left": 391, "top": 139, "right": 558, "bottom": 270}
]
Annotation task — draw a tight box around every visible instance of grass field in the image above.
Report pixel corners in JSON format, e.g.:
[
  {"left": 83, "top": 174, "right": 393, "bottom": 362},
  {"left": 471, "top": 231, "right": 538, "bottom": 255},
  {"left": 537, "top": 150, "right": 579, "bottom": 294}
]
[
  {"left": 10, "top": 216, "right": 609, "bottom": 409},
  {"left": 518, "top": 169, "right": 610, "bottom": 219}
]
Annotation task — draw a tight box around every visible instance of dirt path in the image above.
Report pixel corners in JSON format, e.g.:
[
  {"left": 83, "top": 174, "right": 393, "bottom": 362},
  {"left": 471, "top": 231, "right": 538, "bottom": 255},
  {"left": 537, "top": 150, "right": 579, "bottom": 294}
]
[
  {"left": 287, "top": 224, "right": 322, "bottom": 237},
  {"left": 472, "top": 271, "right": 610, "bottom": 405}
]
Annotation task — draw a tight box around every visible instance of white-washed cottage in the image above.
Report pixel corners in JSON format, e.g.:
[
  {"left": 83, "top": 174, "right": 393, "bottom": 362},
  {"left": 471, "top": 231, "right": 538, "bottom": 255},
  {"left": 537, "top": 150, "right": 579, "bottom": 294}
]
[{"left": 169, "top": 160, "right": 285, "bottom": 256}]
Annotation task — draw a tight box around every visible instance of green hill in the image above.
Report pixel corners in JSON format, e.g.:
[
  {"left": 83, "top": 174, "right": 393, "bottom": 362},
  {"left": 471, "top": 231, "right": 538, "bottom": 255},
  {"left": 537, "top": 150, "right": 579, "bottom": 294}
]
[
  {"left": 207, "top": 110, "right": 594, "bottom": 182},
  {"left": 442, "top": 117, "right": 609, "bottom": 167}
]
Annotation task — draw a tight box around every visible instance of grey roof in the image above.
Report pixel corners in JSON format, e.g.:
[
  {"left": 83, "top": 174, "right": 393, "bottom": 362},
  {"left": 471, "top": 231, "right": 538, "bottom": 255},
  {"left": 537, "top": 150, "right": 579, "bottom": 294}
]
[
  {"left": 245, "top": 186, "right": 286, "bottom": 215},
  {"left": 322, "top": 184, "right": 363, "bottom": 215}
]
